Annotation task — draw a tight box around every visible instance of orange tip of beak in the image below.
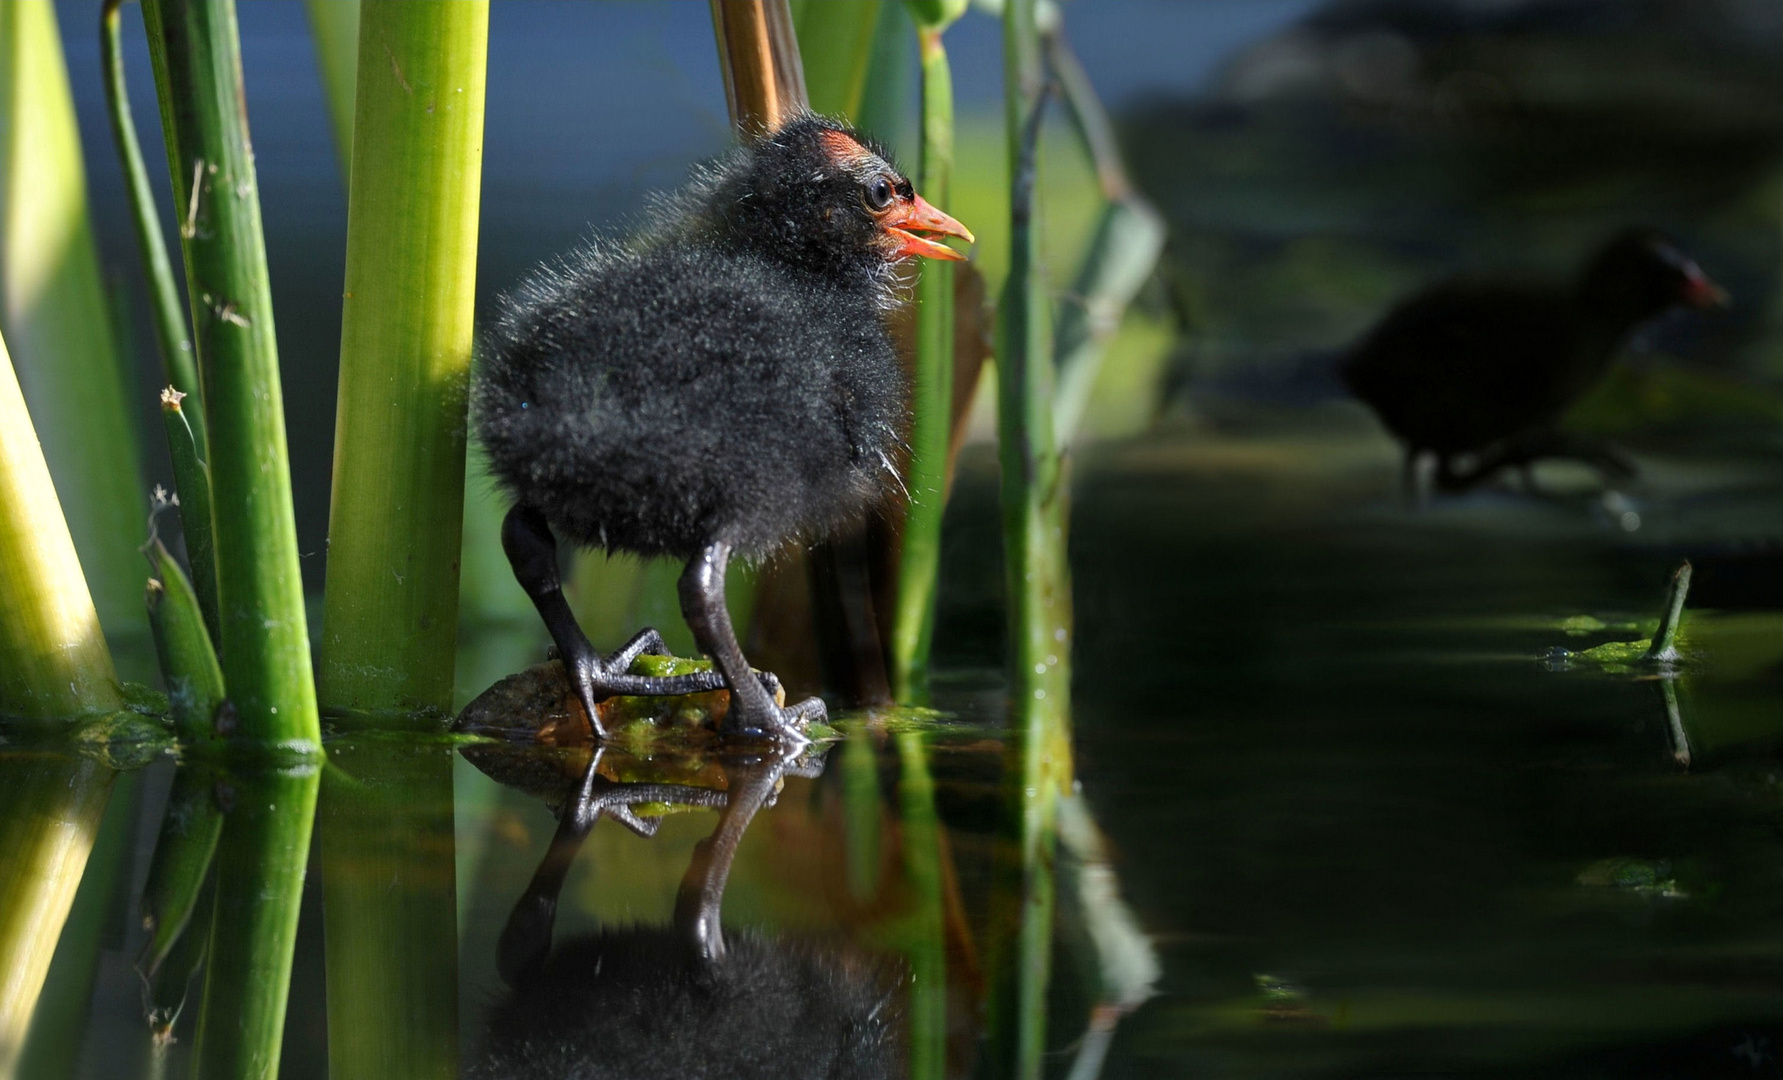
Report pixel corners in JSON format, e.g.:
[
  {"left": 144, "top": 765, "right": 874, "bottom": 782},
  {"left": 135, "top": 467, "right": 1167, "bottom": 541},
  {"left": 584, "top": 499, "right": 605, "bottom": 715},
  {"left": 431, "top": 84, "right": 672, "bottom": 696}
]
[{"left": 885, "top": 193, "right": 973, "bottom": 262}]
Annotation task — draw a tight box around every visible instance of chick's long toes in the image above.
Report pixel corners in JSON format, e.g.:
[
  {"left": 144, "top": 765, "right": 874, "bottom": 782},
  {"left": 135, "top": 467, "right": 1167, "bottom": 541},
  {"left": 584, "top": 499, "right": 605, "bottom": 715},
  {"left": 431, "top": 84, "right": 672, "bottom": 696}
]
[{"left": 725, "top": 696, "right": 821, "bottom": 745}]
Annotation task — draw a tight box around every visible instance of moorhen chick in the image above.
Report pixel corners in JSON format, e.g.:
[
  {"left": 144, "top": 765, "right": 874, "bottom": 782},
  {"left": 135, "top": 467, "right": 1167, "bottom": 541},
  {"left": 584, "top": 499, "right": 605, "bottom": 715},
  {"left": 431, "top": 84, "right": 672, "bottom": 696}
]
[
  {"left": 476, "top": 114, "right": 972, "bottom": 742},
  {"left": 1340, "top": 228, "right": 1727, "bottom": 495}
]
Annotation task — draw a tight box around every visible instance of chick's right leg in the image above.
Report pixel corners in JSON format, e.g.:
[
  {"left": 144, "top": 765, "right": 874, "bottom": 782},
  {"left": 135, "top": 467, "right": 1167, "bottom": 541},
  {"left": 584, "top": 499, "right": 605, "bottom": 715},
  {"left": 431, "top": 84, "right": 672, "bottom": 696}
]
[
  {"left": 501, "top": 505, "right": 729, "bottom": 739},
  {"left": 679, "top": 540, "right": 823, "bottom": 743}
]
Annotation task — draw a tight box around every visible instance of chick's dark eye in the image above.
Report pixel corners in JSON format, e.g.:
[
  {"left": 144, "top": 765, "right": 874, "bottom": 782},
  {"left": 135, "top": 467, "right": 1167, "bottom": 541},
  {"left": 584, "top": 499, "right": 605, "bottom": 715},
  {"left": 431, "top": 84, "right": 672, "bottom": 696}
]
[{"left": 865, "top": 175, "right": 895, "bottom": 211}]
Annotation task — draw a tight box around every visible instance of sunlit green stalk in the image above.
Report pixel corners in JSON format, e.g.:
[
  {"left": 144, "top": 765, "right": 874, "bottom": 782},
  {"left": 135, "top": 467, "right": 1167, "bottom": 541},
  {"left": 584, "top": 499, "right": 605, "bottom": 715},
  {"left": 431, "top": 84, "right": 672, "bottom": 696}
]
[
  {"left": 890, "top": 4, "right": 964, "bottom": 704},
  {"left": 320, "top": 735, "right": 459, "bottom": 1080},
  {"left": 303, "top": 0, "right": 359, "bottom": 185},
  {"left": 0, "top": 0, "right": 146, "bottom": 642},
  {"left": 0, "top": 332, "right": 122, "bottom": 721},
  {"left": 141, "top": 0, "right": 319, "bottom": 750},
  {"left": 320, "top": 0, "right": 488, "bottom": 719},
  {"left": 160, "top": 391, "right": 218, "bottom": 642},
  {"left": 189, "top": 764, "right": 319, "bottom": 1080},
  {"left": 102, "top": 0, "right": 205, "bottom": 449},
  {"left": 0, "top": 753, "right": 116, "bottom": 1078},
  {"left": 981, "top": 1, "right": 1074, "bottom": 1075},
  {"left": 896, "top": 731, "right": 947, "bottom": 1080}
]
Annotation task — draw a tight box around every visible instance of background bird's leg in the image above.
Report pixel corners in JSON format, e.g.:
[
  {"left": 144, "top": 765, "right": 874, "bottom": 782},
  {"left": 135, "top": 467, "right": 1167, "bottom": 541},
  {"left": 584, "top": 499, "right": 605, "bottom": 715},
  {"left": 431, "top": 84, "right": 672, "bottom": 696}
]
[
  {"left": 1401, "top": 447, "right": 1428, "bottom": 506},
  {"left": 501, "top": 507, "right": 731, "bottom": 740},
  {"left": 671, "top": 748, "right": 791, "bottom": 968},
  {"left": 679, "top": 540, "right": 826, "bottom": 741},
  {"left": 497, "top": 747, "right": 608, "bottom": 986}
]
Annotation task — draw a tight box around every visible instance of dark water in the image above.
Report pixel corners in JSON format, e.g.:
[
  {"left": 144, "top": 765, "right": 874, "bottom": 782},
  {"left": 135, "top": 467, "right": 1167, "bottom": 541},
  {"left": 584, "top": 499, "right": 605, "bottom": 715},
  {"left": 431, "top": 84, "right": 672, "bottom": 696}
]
[{"left": 10, "top": 422, "right": 1783, "bottom": 1079}]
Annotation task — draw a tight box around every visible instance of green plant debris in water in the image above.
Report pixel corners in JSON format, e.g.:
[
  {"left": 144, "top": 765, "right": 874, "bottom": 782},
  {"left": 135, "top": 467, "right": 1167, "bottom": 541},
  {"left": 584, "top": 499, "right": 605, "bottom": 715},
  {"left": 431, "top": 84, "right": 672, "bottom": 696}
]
[{"left": 1575, "top": 857, "right": 1685, "bottom": 897}]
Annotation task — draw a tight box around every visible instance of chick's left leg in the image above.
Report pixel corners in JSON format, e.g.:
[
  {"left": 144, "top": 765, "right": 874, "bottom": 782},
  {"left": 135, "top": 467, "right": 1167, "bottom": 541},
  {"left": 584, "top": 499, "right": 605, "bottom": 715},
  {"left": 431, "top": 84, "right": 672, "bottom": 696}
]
[
  {"left": 679, "top": 540, "right": 824, "bottom": 743},
  {"left": 502, "top": 505, "right": 730, "bottom": 739}
]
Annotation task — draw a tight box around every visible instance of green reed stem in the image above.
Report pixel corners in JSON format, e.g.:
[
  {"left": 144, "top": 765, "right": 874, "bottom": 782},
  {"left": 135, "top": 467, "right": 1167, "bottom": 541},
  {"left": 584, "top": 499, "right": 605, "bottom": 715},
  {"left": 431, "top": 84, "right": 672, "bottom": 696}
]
[
  {"left": 889, "top": 11, "right": 962, "bottom": 704},
  {"left": 1046, "top": 31, "right": 1164, "bottom": 444},
  {"left": 319, "top": 0, "right": 488, "bottom": 719},
  {"left": 146, "top": 536, "right": 224, "bottom": 744},
  {"left": 190, "top": 764, "right": 319, "bottom": 1080},
  {"left": 303, "top": 0, "right": 359, "bottom": 185},
  {"left": 0, "top": 332, "right": 122, "bottom": 721},
  {"left": 980, "top": 2, "right": 1074, "bottom": 1076},
  {"left": 320, "top": 734, "right": 459, "bottom": 1080},
  {"left": 1645, "top": 561, "right": 1692, "bottom": 663},
  {"left": 1, "top": 0, "right": 147, "bottom": 642},
  {"left": 141, "top": 0, "right": 319, "bottom": 750},
  {"left": 0, "top": 752, "right": 116, "bottom": 1078},
  {"left": 103, "top": 0, "right": 206, "bottom": 450},
  {"left": 160, "top": 390, "right": 219, "bottom": 642}
]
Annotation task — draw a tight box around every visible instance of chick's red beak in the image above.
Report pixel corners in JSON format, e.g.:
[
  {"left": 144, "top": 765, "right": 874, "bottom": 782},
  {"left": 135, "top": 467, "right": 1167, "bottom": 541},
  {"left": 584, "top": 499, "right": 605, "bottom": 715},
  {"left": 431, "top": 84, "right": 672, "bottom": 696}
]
[{"left": 884, "top": 194, "right": 973, "bottom": 262}]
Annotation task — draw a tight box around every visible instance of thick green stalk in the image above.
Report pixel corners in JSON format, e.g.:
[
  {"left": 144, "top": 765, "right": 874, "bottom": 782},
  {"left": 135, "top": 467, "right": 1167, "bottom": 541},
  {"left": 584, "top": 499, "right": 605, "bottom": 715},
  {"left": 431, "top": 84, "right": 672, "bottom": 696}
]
[
  {"left": 0, "top": 0, "right": 147, "bottom": 642},
  {"left": 190, "top": 764, "right": 319, "bottom": 1080},
  {"left": 303, "top": 0, "right": 359, "bottom": 184},
  {"left": 320, "top": 734, "right": 459, "bottom": 1079},
  {"left": 320, "top": 0, "right": 488, "bottom": 718},
  {"left": 141, "top": 0, "right": 319, "bottom": 750},
  {"left": 160, "top": 391, "right": 219, "bottom": 642},
  {"left": 0, "top": 332, "right": 122, "bottom": 720},
  {"left": 102, "top": 0, "right": 206, "bottom": 450},
  {"left": 889, "top": 14, "right": 960, "bottom": 704},
  {"left": 981, "top": 1, "right": 1073, "bottom": 1075},
  {"left": 0, "top": 752, "right": 116, "bottom": 1078},
  {"left": 790, "top": 0, "right": 880, "bottom": 118}
]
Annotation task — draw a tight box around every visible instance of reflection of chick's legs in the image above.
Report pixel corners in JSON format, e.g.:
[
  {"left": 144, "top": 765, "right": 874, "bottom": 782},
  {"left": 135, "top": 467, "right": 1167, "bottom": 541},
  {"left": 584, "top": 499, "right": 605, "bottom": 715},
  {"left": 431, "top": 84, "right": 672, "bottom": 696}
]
[
  {"left": 497, "top": 748, "right": 720, "bottom": 985},
  {"left": 675, "top": 747, "right": 823, "bottom": 967}
]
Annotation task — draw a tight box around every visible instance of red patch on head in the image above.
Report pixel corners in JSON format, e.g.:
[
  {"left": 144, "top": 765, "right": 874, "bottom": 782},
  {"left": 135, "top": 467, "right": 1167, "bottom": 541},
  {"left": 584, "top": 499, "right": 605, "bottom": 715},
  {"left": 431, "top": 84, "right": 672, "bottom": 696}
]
[{"left": 818, "top": 129, "right": 878, "bottom": 171}]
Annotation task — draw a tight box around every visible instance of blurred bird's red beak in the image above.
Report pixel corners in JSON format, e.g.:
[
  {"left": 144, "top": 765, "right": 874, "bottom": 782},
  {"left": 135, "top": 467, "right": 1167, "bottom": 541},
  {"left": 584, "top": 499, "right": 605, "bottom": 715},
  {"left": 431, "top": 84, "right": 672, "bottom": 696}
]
[
  {"left": 1682, "top": 263, "right": 1730, "bottom": 308},
  {"left": 885, "top": 195, "right": 973, "bottom": 262}
]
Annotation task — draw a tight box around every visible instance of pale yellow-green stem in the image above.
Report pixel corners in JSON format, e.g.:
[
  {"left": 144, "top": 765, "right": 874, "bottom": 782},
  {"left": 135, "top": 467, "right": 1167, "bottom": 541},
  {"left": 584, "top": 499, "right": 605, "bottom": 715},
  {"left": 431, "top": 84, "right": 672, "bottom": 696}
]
[
  {"left": 0, "top": 0, "right": 146, "bottom": 643},
  {"left": 0, "top": 332, "right": 122, "bottom": 720},
  {"left": 320, "top": 0, "right": 489, "bottom": 718}
]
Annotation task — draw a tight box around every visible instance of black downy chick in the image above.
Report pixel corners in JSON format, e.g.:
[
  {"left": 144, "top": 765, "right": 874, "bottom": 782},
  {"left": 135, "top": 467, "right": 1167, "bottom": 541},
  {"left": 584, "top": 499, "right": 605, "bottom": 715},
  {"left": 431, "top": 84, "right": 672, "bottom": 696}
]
[
  {"left": 1340, "top": 228, "right": 1727, "bottom": 495},
  {"left": 476, "top": 114, "right": 972, "bottom": 741}
]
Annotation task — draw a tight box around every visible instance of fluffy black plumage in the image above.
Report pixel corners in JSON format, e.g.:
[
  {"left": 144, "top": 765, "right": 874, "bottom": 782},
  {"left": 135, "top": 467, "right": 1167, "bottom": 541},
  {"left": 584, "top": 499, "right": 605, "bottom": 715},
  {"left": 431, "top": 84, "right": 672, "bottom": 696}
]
[
  {"left": 473, "top": 112, "right": 971, "bottom": 741},
  {"left": 475, "top": 115, "right": 913, "bottom": 563},
  {"left": 466, "top": 928, "right": 905, "bottom": 1080},
  {"left": 1340, "top": 227, "right": 1726, "bottom": 491}
]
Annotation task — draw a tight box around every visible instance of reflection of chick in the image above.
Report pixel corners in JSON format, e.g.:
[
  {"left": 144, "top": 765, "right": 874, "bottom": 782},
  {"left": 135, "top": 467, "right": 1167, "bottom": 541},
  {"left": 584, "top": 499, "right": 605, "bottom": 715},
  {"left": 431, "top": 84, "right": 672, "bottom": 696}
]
[
  {"left": 465, "top": 745, "right": 905, "bottom": 1079},
  {"left": 469, "top": 928, "right": 904, "bottom": 1080}
]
